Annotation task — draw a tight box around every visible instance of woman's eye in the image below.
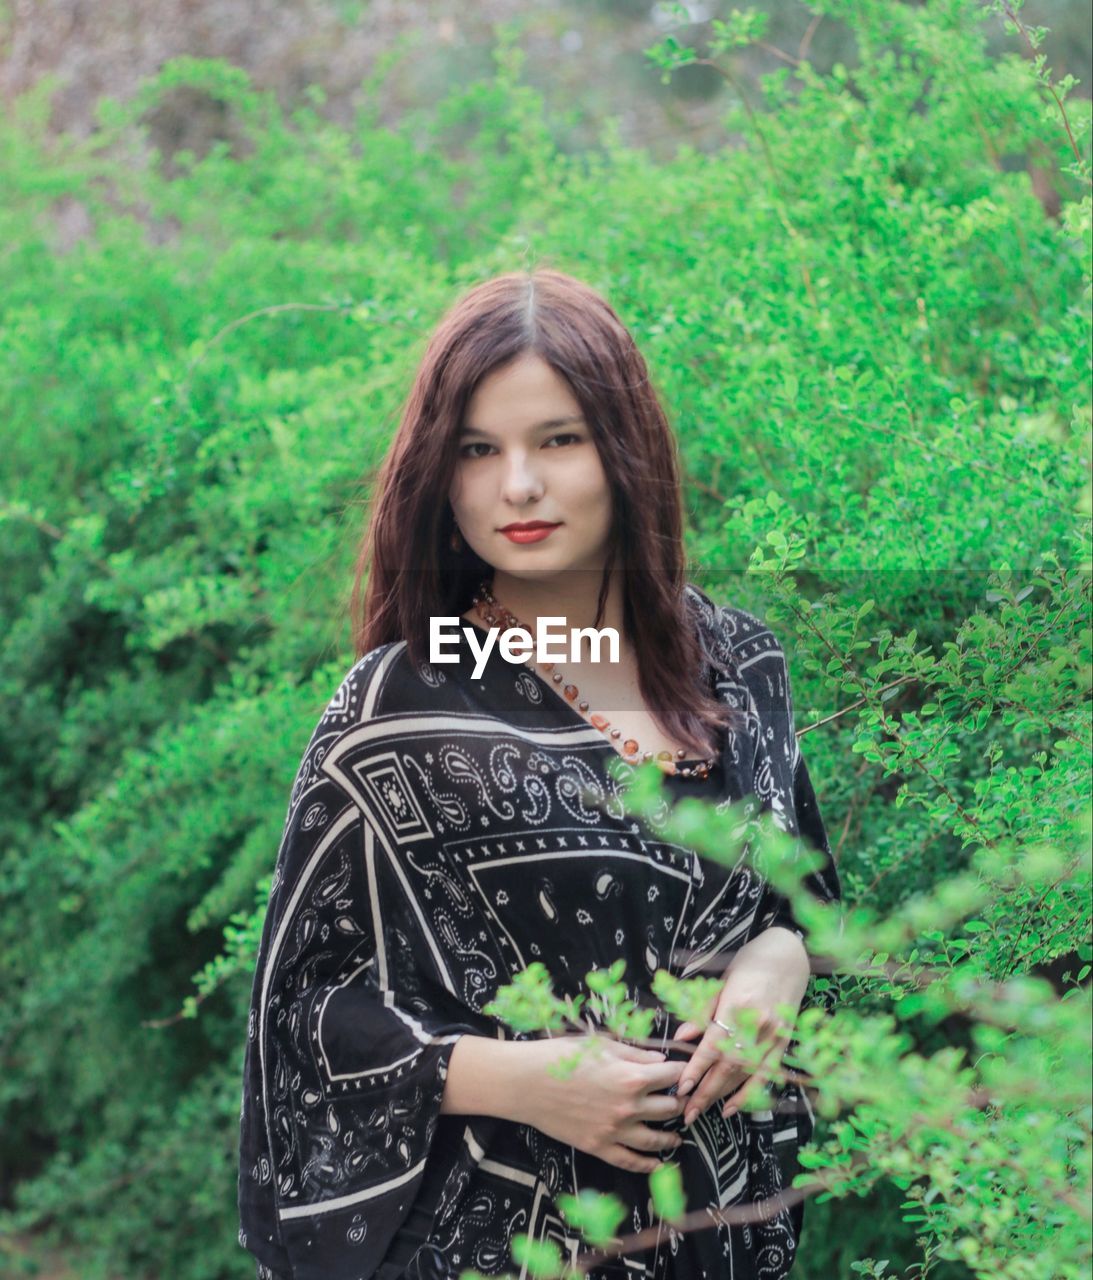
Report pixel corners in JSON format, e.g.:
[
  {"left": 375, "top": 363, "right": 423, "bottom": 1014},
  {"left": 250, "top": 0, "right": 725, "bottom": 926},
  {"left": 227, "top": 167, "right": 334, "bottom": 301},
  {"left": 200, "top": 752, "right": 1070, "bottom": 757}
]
[{"left": 459, "top": 435, "right": 581, "bottom": 459}]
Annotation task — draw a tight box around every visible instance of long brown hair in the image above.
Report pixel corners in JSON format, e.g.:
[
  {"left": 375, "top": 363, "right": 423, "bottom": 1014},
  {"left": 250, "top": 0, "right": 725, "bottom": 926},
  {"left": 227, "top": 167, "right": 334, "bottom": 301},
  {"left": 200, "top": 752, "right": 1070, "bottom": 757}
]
[{"left": 351, "top": 267, "right": 744, "bottom": 758}]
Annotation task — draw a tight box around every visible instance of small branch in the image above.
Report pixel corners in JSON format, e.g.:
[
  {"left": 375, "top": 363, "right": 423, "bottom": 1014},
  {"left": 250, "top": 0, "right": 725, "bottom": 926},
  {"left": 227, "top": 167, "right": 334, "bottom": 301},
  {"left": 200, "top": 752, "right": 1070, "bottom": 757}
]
[
  {"left": 798, "top": 13, "right": 822, "bottom": 63},
  {"left": 140, "top": 989, "right": 211, "bottom": 1029},
  {"left": 1, "top": 501, "right": 111, "bottom": 572},
  {"left": 574, "top": 1151, "right": 872, "bottom": 1273},
  {"left": 690, "top": 56, "right": 818, "bottom": 309},
  {"left": 795, "top": 674, "right": 918, "bottom": 737},
  {"left": 1, "top": 502, "right": 235, "bottom": 665},
  {"left": 998, "top": 1, "right": 1085, "bottom": 168},
  {"left": 183, "top": 301, "right": 352, "bottom": 383},
  {"left": 833, "top": 756, "right": 872, "bottom": 863},
  {"left": 687, "top": 477, "right": 732, "bottom": 507},
  {"left": 1006, "top": 908, "right": 1091, "bottom": 978},
  {"left": 999, "top": 857, "right": 1089, "bottom": 979},
  {"left": 864, "top": 403, "right": 1035, "bottom": 491}
]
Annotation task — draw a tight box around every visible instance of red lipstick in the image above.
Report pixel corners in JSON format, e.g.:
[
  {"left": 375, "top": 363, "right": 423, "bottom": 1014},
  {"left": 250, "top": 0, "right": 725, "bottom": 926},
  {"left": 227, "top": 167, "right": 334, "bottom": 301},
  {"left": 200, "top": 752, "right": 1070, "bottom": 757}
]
[{"left": 499, "top": 521, "right": 561, "bottom": 544}]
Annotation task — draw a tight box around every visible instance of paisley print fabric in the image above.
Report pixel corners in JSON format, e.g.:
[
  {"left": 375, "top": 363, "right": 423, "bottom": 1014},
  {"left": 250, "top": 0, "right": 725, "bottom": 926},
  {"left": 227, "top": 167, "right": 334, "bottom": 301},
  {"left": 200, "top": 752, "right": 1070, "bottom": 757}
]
[{"left": 237, "top": 584, "right": 841, "bottom": 1279}]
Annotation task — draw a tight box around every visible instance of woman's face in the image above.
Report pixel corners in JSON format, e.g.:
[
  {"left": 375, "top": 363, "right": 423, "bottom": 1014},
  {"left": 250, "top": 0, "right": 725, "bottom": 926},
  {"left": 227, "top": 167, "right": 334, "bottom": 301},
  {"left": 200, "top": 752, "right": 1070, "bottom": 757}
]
[{"left": 448, "top": 353, "right": 614, "bottom": 582}]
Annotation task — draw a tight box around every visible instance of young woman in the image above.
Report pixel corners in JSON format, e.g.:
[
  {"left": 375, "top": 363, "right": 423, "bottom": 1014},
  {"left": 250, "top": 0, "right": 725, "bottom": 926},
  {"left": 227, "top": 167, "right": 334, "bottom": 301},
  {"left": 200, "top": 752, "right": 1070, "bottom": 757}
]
[{"left": 238, "top": 269, "right": 841, "bottom": 1280}]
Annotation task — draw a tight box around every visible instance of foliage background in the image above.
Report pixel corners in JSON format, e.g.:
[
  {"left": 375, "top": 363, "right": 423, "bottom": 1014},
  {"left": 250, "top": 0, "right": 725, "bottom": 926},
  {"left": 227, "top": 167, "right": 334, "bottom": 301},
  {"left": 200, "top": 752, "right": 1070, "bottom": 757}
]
[
  {"left": 0, "top": 1, "right": 1089, "bottom": 1277},
  {"left": 4, "top": 0, "right": 1089, "bottom": 157}
]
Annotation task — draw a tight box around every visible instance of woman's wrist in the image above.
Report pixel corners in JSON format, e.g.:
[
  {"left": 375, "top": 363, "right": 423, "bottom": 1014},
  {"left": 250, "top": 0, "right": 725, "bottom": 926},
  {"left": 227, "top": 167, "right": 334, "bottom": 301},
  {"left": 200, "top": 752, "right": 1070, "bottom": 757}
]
[
  {"left": 741, "top": 925, "right": 810, "bottom": 970},
  {"left": 440, "top": 1034, "right": 538, "bottom": 1125},
  {"left": 729, "top": 927, "right": 812, "bottom": 1006}
]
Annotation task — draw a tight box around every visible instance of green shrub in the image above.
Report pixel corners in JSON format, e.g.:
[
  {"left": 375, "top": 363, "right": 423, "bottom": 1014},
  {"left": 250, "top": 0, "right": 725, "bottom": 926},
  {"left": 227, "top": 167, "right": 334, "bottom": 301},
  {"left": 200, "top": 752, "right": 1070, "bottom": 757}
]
[{"left": 0, "top": 2, "right": 1088, "bottom": 1276}]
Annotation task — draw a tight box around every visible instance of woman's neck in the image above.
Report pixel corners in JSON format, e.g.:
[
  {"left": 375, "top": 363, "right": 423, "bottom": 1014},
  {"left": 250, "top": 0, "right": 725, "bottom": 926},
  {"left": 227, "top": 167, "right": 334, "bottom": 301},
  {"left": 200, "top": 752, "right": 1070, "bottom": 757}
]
[{"left": 485, "top": 570, "right": 631, "bottom": 665}]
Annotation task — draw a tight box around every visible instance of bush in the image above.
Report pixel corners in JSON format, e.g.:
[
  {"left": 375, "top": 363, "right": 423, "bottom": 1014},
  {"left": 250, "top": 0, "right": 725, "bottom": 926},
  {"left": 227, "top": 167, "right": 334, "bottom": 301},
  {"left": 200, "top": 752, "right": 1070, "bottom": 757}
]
[{"left": 0, "top": 2, "right": 1088, "bottom": 1276}]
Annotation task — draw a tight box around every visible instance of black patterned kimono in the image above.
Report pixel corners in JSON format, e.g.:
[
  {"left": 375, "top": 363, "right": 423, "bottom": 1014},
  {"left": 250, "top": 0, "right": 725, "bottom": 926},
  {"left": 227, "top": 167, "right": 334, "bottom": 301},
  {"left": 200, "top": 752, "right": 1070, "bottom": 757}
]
[{"left": 238, "top": 584, "right": 841, "bottom": 1280}]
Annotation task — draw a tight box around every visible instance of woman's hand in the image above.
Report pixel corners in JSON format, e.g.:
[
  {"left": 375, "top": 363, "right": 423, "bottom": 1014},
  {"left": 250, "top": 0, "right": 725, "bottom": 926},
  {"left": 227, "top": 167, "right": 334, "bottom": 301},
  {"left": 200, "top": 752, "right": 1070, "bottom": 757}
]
[
  {"left": 513, "top": 1034, "right": 688, "bottom": 1175},
  {"left": 672, "top": 928, "right": 811, "bottom": 1128}
]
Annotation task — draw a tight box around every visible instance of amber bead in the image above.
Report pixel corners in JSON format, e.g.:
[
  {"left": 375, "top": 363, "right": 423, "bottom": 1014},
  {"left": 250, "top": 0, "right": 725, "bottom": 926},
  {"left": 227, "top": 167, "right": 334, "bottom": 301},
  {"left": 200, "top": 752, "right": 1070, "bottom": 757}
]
[{"left": 473, "top": 578, "right": 714, "bottom": 783}]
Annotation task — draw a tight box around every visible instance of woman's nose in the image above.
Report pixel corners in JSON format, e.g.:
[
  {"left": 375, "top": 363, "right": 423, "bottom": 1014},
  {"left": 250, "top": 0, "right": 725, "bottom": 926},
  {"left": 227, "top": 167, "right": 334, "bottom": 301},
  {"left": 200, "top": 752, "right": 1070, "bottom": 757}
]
[{"left": 500, "top": 454, "right": 545, "bottom": 504}]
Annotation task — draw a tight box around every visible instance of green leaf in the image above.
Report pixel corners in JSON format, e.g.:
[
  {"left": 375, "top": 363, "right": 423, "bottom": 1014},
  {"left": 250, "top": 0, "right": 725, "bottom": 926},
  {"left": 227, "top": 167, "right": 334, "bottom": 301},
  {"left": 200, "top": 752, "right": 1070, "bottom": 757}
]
[
  {"left": 557, "top": 1189, "right": 627, "bottom": 1246},
  {"left": 511, "top": 1234, "right": 565, "bottom": 1278},
  {"left": 649, "top": 1160, "right": 686, "bottom": 1223}
]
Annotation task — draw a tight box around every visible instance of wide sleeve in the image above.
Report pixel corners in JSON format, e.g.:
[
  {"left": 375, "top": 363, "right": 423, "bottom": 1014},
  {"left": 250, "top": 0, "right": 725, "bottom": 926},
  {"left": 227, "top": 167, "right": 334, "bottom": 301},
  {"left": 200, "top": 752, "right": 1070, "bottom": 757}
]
[
  {"left": 237, "top": 658, "right": 488, "bottom": 1280},
  {"left": 723, "top": 610, "right": 842, "bottom": 950},
  {"left": 758, "top": 748, "right": 842, "bottom": 947}
]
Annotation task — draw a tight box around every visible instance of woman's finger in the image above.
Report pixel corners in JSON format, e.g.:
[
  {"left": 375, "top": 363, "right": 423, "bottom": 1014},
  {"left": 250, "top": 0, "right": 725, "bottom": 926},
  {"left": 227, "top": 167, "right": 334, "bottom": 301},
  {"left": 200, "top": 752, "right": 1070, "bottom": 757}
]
[
  {"left": 675, "top": 1012, "right": 748, "bottom": 1097},
  {"left": 621, "top": 1122, "right": 685, "bottom": 1154},
  {"left": 674, "top": 989, "right": 719, "bottom": 1043},
  {"left": 720, "top": 1075, "right": 759, "bottom": 1117},
  {"left": 680, "top": 1064, "right": 747, "bottom": 1126},
  {"left": 675, "top": 1031, "right": 722, "bottom": 1099},
  {"left": 721, "top": 1036, "right": 788, "bottom": 1116},
  {"left": 610, "top": 1041, "right": 668, "bottom": 1063},
  {"left": 604, "top": 1142, "right": 662, "bottom": 1175},
  {"left": 682, "top": 1058, "right": 747, "bottom": 1128},
  {"left": 637, "top": 1059, "right": 689, "bottom": 1095},
  {"left": 641, "top": 1091, "right": 689, "bottom": 1122}
]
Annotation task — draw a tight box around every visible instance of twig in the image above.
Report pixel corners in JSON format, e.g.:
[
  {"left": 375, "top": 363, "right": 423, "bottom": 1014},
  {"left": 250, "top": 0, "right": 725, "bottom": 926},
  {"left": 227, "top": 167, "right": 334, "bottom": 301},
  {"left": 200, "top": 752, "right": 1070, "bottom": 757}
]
[
  {"left": 833, "top": 756, "right": 872, "bottom": 863},
  {"left": 1, "top": 501, "right": 110, "bottom": 571},
  {"left": 999, "top": 858, "right": 1089, "bottom": 979},
  {"left": 1006, "top": 907, "right": 1091, "bottom": 978},
  {"left": 798, "top": 13, "right": 822, "bottom": 64},
  {"left": 182, "top": 301, "right": 351, "bottom": 384},
  {"left": 140, "top": 990, "right": 211, "bottom": 1029},
  {"left": 997, "top": 1, "right": 1085, "bottom": 169},
  {"left": 796, "top": 675, "right": 918, "bottom": 737},
  {"left": 688, "top": 57, "right": 818, "bottom": 309},
  {"left": 574, "top": 1151, "right": 872, "bottom": 1273},
  {"left": 0, "top": 501, "right": 234, "bottom": 665}
]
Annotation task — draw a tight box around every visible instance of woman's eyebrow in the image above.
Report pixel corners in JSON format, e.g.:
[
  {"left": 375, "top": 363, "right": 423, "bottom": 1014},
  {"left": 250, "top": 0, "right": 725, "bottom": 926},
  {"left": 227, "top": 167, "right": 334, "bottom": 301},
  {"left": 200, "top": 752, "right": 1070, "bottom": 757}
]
[{"left": 457, "top": 415, "right": 585, "bottom": 440}]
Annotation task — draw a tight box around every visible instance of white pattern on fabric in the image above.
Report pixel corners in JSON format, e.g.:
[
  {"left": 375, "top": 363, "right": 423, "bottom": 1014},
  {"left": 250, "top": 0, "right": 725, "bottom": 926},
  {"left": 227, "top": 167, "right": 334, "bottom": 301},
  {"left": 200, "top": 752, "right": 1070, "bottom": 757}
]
[{"left": 238, "top": 584, "right": 841, "bottom": 1279}]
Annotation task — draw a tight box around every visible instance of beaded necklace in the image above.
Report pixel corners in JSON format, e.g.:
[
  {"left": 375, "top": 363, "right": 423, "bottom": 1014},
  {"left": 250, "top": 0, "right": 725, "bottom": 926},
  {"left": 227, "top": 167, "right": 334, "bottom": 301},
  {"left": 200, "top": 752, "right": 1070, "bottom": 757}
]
[{"left": 470, "top": 580, "right": 715, "bottom": 780}]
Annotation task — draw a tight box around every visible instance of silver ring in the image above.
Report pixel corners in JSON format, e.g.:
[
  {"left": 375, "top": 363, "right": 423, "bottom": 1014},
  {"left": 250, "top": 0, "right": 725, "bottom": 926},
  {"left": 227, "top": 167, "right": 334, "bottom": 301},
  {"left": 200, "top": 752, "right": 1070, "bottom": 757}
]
[{"left": 712, "top": 1017, "right": 744, "bottom": 1050}]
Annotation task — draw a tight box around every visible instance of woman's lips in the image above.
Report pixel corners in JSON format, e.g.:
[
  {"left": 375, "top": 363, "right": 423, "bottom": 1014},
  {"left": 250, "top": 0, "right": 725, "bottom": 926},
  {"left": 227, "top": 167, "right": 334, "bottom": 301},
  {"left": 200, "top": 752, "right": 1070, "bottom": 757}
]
[{"left": 500, "top": 524, "right": 561, "bottom": 544}]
